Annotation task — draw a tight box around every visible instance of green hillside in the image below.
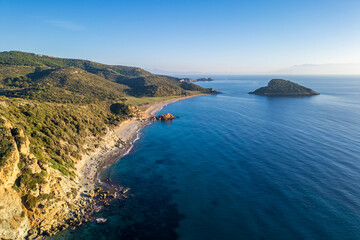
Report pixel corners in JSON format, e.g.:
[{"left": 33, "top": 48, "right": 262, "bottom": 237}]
[
  {"left": 0, "top": 67, "right": 129, "bottom": 103},
  {"left": 0, "top": 51, "right": 212, "bottom": 99},
  {"left": 0, "top": 51, "right": 150, "bottom": 77},
  {"left": 117, "top": 75, "right": 205, "bottom": 97}
]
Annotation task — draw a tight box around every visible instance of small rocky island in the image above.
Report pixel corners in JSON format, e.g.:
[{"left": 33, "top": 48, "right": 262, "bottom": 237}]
[{"left": 249, "top": 79, "right": 319, "bottom": 96}]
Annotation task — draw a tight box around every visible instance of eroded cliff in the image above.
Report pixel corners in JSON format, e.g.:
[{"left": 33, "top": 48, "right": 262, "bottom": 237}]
[{"left": 0, "top": 116, "right": 103, "bottom": 239}]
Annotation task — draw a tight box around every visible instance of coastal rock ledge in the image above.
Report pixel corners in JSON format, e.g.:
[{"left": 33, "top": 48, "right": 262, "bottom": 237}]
[{"left": 249, "top": 79, "right": 319, "bottom": 96}]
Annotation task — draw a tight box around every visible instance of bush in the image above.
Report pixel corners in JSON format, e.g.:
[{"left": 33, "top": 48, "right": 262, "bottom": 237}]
[
  {"left": 12, "top": 184, "right": 20, "bottom": 192},
  {"left": 18, "top": 162, "right": 24, "bottom": 170},
  {"left": 0, "top": 127, "right": 14, "bottom": 166},
  {"left": 24, "top": 194, "right": 37, "bottom": 210},
  {"left": 110, "top": 103, "right": 132, "bottom": 115},
  {"left": 19, "top": 168, "right": 46, "bottom": 191}
]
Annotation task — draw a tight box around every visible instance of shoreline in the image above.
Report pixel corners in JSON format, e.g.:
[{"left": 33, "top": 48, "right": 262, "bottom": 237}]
[{"left": 77, "top": 94, "right": 206, "bottom": 193}]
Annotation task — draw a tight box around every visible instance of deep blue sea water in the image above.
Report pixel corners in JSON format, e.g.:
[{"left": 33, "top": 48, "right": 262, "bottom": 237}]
[{"left": 51, "top": 76, "right": 360, "bottom": 240}]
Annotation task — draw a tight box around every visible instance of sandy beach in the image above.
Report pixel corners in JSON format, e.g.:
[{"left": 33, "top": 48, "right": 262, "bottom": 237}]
[{"left": 76, "top": 94, "right": 206, "bottom": 191}]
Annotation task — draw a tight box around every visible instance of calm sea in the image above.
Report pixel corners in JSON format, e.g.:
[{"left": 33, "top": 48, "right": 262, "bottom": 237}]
[{"left": 51, "top": 75, "right": 360, "bottom": 240}]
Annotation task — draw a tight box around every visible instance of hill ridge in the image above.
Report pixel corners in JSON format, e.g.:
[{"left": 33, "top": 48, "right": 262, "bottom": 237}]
[{"left": 0, "top": 51, "right": 213, "bottom": 101}]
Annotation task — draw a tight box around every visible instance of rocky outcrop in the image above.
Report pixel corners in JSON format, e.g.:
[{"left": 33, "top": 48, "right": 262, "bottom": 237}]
[
  {"left": 249, "top": 79, "right": 319, "bottom": 96},
  {"left": 0, "top": 120, "right": 29, "bottom": 239},
  {"left": 0, "top": 188, "right": 29, "bottom": 239},
  {"left": 208, "top": 88, "right": 220, "bottom": 94},
  {"left": 179, "top": 78, "right": 196, "bottom": 83},
  {"left": 156, "top": 113, "right": 177, "bottom": 121}
]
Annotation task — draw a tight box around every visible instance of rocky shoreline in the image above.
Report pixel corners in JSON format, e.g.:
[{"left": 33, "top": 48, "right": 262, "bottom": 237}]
[{"left": 33, "top": 94, "right": 207, "bottom": 239}]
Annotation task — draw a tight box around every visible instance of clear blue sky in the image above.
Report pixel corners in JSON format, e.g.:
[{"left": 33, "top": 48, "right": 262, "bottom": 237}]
[{"left": 1, "top": 0, "right": 360, "bottom": 74}]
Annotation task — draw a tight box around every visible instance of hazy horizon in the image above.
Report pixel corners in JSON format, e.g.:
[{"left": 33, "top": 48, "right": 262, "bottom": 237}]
[
  {"left": 1, "top": 0, "right": 360, "bottom": 74},
  {"left": 149, "top": 63, "right": 360, "bottom": 76}
]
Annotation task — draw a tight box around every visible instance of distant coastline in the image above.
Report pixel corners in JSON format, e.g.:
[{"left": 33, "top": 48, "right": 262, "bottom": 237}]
[{"left": 179, "top": 77, "right": 214, "bottom": 83}]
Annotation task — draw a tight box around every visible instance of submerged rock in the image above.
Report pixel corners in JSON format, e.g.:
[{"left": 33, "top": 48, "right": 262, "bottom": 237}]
[
  {"left": 95, "top": 218, "right": 107, "bottom": 224},
  {"left": 249, "top": 79, "right": 319, "bottom": 96}
]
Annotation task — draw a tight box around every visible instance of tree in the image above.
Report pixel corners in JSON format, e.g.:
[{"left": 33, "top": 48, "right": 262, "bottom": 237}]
[{"left": 110, "top": 103, "right": 132, "bottom": 115}]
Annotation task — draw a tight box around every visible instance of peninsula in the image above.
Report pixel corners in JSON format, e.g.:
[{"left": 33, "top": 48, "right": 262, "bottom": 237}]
[{"left": 249, "top": 79, "right": 319, "bottom": 96}]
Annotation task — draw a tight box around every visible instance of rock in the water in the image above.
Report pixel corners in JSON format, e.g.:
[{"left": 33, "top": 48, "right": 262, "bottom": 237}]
[
  {"left": 95, "top": 218, "right": 107, "bottom": 224},
  {"left": 249, "top": 79, "right": 319, "bottom": 96},
  {"left": 156, "top": 113, "right": 177, "bottom": 121}
]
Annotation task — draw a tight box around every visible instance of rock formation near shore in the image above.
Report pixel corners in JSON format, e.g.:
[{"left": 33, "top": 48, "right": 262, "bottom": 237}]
[
  {"left": 156, "top": 113, "right": 177, "bottom": 121},
  {"left": 249, "top": 79, "right": 319, "bottom": 96}
]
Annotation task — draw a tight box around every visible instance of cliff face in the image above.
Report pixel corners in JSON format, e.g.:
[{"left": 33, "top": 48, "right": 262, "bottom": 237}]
[
  {"left": 0, "top": 118, "right": 84, "bottom": 239},
  {"left": 0, "top": 188, "right": 29, "bottom": 239},
  {"left": 249, "top": 79, "right": 319, "bottom": 96},
  {"left": 0, "top": 111, "right": 130, "bottom": 239},
  {"left": 0, "top": 120, "right": 29, "bottom": 239}
]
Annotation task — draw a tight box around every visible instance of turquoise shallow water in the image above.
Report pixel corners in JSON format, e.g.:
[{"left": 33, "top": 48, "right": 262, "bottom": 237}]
[{"left": 51, "top": 76, "right": 360, "bottom": 240}]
